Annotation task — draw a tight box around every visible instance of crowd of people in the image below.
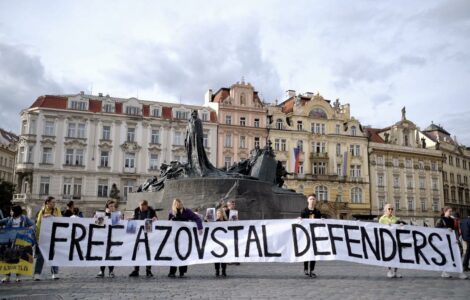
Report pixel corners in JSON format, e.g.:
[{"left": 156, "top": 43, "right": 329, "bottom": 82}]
[{"left": 1, "top": 194, "right": 469, "bottom": 283}]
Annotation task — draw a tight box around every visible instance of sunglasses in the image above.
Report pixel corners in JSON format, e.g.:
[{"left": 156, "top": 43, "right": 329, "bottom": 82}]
[{"left": 387, "top": 208, "right": 394, "bottom": 211}]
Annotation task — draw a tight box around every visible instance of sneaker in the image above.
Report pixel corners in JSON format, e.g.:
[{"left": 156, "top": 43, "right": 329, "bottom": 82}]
[
  {"left": 387, "top": 270, "right": 395, "bottom": 278},
  {"left": 394, "top": 270, "right": 403, "bottom": 278},
  {"left": 109, "top": 272, "right": 115, "bottom": 278},
  {"left": 441, "top": 271, "right": 451, "bottom": 278},
  {"left": 33, "top": 274, "right": 41, "bottom": 281},
  {"left": 458, "top": 273, "right": 468, "bottom": 280},
  {"left": 52, "top": 274, "right": 59, "bottom": 280},
  {"left": 2, "top": 275, "right": 10, "bottom": 283},
  {"left": 96, "top": 271, "right": 104, "bottom": 278},
  {"left": 129, "top": 271, "right": 139, "bottom": 277}
]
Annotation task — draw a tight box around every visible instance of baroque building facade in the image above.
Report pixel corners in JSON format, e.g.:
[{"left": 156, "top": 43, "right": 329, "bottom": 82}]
[
  {"left": 267, "top": 91, "right": 370, "bottom": 219},
  {"left": 422, "top": 123, "right": 470, "bottom": 217},
  {"left": 367, "top": 111, "right": 443, "bottom": 225},
  {"left": 14, "top": 92, "right": 218, "bottom": 216},
  {"left": 0, "top": 128, "right": 18, "bottom": 184}
]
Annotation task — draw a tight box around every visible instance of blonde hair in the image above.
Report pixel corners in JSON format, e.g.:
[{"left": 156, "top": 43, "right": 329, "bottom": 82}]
[
  {"left": 217, "top": 208, "right": 227, "bottom": 221},
  {"left": 172, "top": 198, "right": 184, "bottom": 215},
  {"left": 383, "top": 203, "right": 393, "bottom": 214}
]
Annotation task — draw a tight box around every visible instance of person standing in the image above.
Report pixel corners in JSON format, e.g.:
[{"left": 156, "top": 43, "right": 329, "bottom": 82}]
[
  {"left": 436, "top": 206, "right": 468, "bottom": 279},
  {"left": 300, "top": 194, "right": 321, "bottom": 278},
  {"left": 34, "top": 196, "right": 62, "bottom": 281},
  {"left": 96, "top": 199, "right": 118, "bottom": 278},
  {"left": 378, "top": 203, "right": 402, "bottom": 278},
  {"left": 62, "top": 201, "right": 75, "bottom": 217},
  {"left": 0, "top": 205, "right": 35, "bottom": 282},
  {"left": 129, "top": 200, "right": 157, "bottom": 277},
  {"left": 461, "top": 214, "right": 470, "bottom": 272},
  {"left": 214, "top": 208, "right": 228, "bottom": 277},
  {"left": 168, "top": 198, "right": 203, "bottom": 278}
]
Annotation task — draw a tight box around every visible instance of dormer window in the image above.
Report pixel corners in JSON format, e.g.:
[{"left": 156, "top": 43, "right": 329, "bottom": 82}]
[
  {"left": 200, "top": 111, "right": 209, "bottom": 121},
  {"left": 175, "top": 110, "right": 189, "bottom": 120},
  {"left": 351, "top": 126, "right": 357, "bottom": 136},
  {"left": 152, "top": 107, "right": 161, "bottom": 117},
  {"left": 103, "top": 103, "right": 114, "bottom": 113},
  {"left": 125, "top": 106, "right": 141, "bottom": 116},
  {"left": 276, "top": 119, "right": 283, "bottom": 130},
  {"left": 70, "top": 100, "right": 88, "bottom": 111}
]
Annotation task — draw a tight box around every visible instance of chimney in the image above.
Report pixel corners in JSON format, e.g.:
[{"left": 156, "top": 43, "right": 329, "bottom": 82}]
[
  {"left": 204, "top": 89, "right": 213, "bottom": 104},
  {"left": 285, "top": 90, "right": 296, "bottom": 99},
  {"left": 98, "top": 93, "right": 103, "bottom": 97}
]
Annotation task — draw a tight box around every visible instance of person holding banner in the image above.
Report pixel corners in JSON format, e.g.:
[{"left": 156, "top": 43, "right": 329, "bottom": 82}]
[
  {"left": 33, "top": 196, "right": 62, "bottom": 281},
  {"left": 0, "top": 205, "right": 35, "bottom": 282},
  {"left": 461, "top": 214, "right": 470, "bottom": 272},
  {"left": 300, "top": 193, "right": 321, "bottom": 278},
  {"left": 436, "top": 206, "right": 468, "bottom": 279},
  {"left": 129, "top": 200, "right": 157, "bottom": 278},
  {"left": 168, "top": 198, "right": 203, "bottom": 278},
  {"left": 214, "top": 208, "right": 228, "bottom": 277},
  {"left": 96, "top": 199, "right": 118, "bottom": 278},
  {"left": 378, "top": 203, "right": 402, "bottom": 278}
]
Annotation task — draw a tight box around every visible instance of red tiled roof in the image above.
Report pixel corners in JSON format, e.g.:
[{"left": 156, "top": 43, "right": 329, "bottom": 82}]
[
  {"left": 30, "top": 95, "right": 68, "bottom": 109},
  {"left": 143, "top": 105, "right": 150, "bottom": 117},
  {"left": 212, "top": 88, "right": 230, "bottom": 103},
  {"left": 88, "top": 100, "right": 102, "bottom": 113},
  {"left": 366, "top": 128, "right": 385, "bottom": 143}
]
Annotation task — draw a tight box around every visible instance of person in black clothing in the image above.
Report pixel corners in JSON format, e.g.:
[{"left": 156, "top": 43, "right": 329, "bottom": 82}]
[
  {"left": 62, "top": 201, "right": 75, "bottom": 217},
  {"left": 214, "top": 208, "right": 228, "bottom": 277},
  {"left": 96, "top": 199, "right": 118, "bottom": 278},
  {"left": 300, "top": 193, "right": 321, "bottom": 278},
  {"left": 168, "top": 198, "right": 203, "bottom": 278},
  {"left": 129, "top": 200, "right": 157, "bottom": 277}
]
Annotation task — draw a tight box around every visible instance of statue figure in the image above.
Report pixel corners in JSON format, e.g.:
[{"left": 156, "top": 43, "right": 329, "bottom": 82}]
[
  {"left": 185, "top": 110, "right": 221, "bottom": 177},
  {"left": 401, "top": 106, "right": 406, "bottom": 120},
  {"left": 109, "top": 183, "right": 120, "bottom": 200},
  {"left": 384, "top": 132, "right": 390, "bottom": 143},
  {"left": 275, "top": 161, "right": 292, "bottom": 187}
]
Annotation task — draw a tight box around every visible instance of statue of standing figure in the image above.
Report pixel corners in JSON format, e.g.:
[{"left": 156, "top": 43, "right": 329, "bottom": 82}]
[{"left": 185, "top": 110, "right": 222, "bottom": 177}]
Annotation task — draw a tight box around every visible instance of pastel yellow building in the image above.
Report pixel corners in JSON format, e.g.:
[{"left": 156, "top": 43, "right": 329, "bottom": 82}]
[{"left": 267, "top": 92, "right": 370, "bottom": 219}]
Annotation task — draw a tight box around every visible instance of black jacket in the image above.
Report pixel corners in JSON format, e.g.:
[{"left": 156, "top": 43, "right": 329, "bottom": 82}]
[
  {"left": 461, "top": 217, "right": 470, "bottom": 242},
  {"left": 133, "top": 207, "right": 156, "bottom": 220},
  {"left": 301, "top": 207, "right": 321, "bottom": 219}
]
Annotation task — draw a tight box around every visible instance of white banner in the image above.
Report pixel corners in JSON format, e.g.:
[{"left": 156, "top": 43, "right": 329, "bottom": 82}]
[{"left": 39, "top": 217, "right": 462, "bottom": 272}]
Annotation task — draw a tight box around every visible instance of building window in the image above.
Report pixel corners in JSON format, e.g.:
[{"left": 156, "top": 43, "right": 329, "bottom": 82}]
[
  {"left": 201, "top": 112, "right": 208, "bottom": 121},
  {"left": 315, "top": 186, "right": 328, "bottom": 201},
  {"left": 313, "top": 162, "right": 327, "bottom": 175},
  {"left": 281, "top": 139, "right": 286, "bottom": 151},
  {"left": 313, "top": 142, "right": 326, "bottom": 153},
  {"left": 378, "top": 196, "right": 385, "bottom": 210},
  {"left": 274, "top": 139, "right": 280, "bottom": 151},
  {"left": 350, "top": 145, "right": 360, "bottom": 156},
  {"left": 432, "top": 198, "right": 439, "bottom": 212},
  {"left": 27, "top": 146, "right": 34, "bottom": 163},
  {"left": 406, "top": 176, "right": 413, "bottom": 188},
  {"left": 75, "top": 149, "right": 84, "bottom": 165},
  {"left": 44, "top": 121, "right": 55, "bottom": 136},
  {"left": 175, "top": 110, "right": 188, "bottom": 120},
  {"left": 336, "top": 144, "right": 341, "bottom": 156},
  {"left": 225, "top": 134, "right": 232, "bottom": 147},
  {"left": 127, "top": 128, "right": 135, "bottom": 142},
  {"left": 103, "top": 103, "right": 114, "bottom": 113},
  {"left": 97, "top": 179, "right": 108, "bottom": 198},
  {"left": 100, "top": 151, "right": 109, "bottom": 167},
  {"left": 42, "top": 147, "right": 52, "bottom": 164},
  {"left": 70, "top": 100, "right": 87, "bottom": 110},
  {"left": 77, "top": 123, "right": 86, "bottom": 138},
  {"left": 276, "top": 119, "right": 283, "bottom": 130},
  {"left": 463, "top": 160, "right": 467, "bottom": 170},
  {"left": 448, "top": 156, "right": 453, "bottom": 166},
  {"left": 335, "top": 124, "right": 340, "bottom": 134},
  {"left": 225, "top": 115, "right": 232, "bottom": 125},
  {"left": 421, "top": 198, "right": 426, "bottom": 211},
  {"left": 393, "top": 158, "right": 399, "bottom": 168},
  {"left": 337, "top": 164, "right": 342, "bottom": 176},
  {"left": 254, "top": 137, "right": 260, "bottom": 148},
  {"left": 102, "top": 126, "right": 111, "bottom": 140},
  {"left": 152, "top": 108, "right": 161, "bottom": 117},
  {"left": 149, "top": 154, "right": 159, "bottom": 170},
  {"left": 254, "top": 118, "right": 260, "bottom": 127},
  {"left": 405, "top": 159, "right": 412, "bottom": 168},
  {"left": 456, "top": 158, "right": 461, "bottom": 168},
  {"left": 351, "top": 187, "right": 362, "bottom": 203},
  {"left": 39, "top": 176, "right": 50, "bottom": 195},
  {"left": 419, "top": 177, "right": 425, "bottom": 189},
  {"left": 65, "top": 149, "right": 74, "bottom": 165},
  {"left": 351, "top": 126, "right": 357, "bottom": 136},
  {"left": 431, "top": 161, "right": 437, "bottom": 171},
  {"left": 67, "top": 123, "right": 76, "bottom": 137},
  {"left": 298, "top": 162, "right": 304, "bottom": 174},
  {"left": 126, "top": 106, "right": 141, "bottom": 115},
  {"left": 125, "top": 153, "right": 135, "bottom": 168},
  {"left": 407, "top": 197, "right": 414, "bottom": 211},
  {"left": 65, "top": 149, "right": 84, "bottom": 165},
  {"left": 224, "top": 156, "right": 232, "bottom": 169},
  {"left": 63, "top": 177, "right": 72, "bottom": 197},
  {"left": 203, "top": 133, "right": 209, "bottom": 147},
  {"left": 151, "top": 129, "right": 160, "bottom": 144},
  {"left": 174, "top": 132, "right": 182, "bottom": 145},
  {"left": 297, "top": 121, "right": 303, "bottom": 131},
  {"left": 18, "top": 147, "right": 25, "bottom": 163},
  {"left": 419, "top": 161, "right": 424, "bottom": 170},
  {"left": 240, "top": 117, "right": 246, "bottom": 127},
  {"left": 123, "top": 179, "right": 136, "bottom": 201},
  {"left": 377, "top": 174, "right": 384, "bottom": 187},
  {"left": 21, "top": 120, "right": 27, "bottom": 134},
  {"left": 297, "top": 140, "right": 303, "bottom": 152},
  {"left": 240, "top": 93, "right": 246, "bottom": 106},
  {"left": 350, "top": 165, "right": 361, "bottom": 177},
  {"left": 395, "top": 197, "right": 400, "bottom": 210},
  {"left": 239, "top": 136, "right": 246, "bottom": 149},
  {"left": 450, "top": 173, "right": 455, "bottom": 184},
  {"left": 73, "top": 178, "right": 82, "bottom": 199}
]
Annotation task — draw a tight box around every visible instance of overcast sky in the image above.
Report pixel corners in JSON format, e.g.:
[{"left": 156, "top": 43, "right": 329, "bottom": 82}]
[{"left": 1, "top": 0, "right": 469, "bottom": 145}]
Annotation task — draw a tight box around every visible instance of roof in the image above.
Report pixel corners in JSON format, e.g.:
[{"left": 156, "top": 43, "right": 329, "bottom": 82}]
[
  {"left": 423, "top": 123, "right": 451, "bottom": 136},
  {"left": 365, "top": 128, "right": 385, "bottom": 143},
  {"left": 0, "top": 128, "right": 19, "bottom": 146}
]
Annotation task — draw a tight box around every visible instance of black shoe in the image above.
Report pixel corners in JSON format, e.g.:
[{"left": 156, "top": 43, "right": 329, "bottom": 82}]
[
  {"left": 309, "top": 272, "right": 317, "bottom": 278},
  {"left": 146, "top": 271, "right": 153, "bottom": 278},
  {"left": 215, "top": 270, "right": 220, "bottom": 277},
  {"left": 463, "top": 267, "right": 469, "bottom": 272},
  {"left": 96, "top": 271, "right": 104, "bottom": 278},
  {"left": 222, "top": 271, "right": 227, "bottom": 277},
  {"left": 179, "top": 273, "right": 185, "bottom": 278},
  {"left": 304, "top": 269, "right": 309, "bottom": 276},
  {"left": 129, "top": 271, "right": 139, "bottom": 277},
  {"left": 168, "top": 273, "right": 176, "bottom": 278}
]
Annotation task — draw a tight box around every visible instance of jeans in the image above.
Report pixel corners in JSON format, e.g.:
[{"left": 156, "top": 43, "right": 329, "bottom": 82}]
[
  {"left": 169, "top": 266, "right": 188, "bottom": 275},
  {"left": 34, "top": 249, "right": 58, "bottom": 275},
  {"left": 304, "top": 260, "right": 316, "bottom": 272}
]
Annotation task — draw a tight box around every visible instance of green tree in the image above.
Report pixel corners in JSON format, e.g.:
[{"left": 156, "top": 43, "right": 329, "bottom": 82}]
[{"left": 0, "top": 180, "right": 15, "bottom": 216}]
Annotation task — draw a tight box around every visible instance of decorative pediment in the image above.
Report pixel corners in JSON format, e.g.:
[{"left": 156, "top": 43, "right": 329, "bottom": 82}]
[
  {"left": 148, "top": 144, "right": 162, "bottom": 152},
  {"left": 64, "top": 138, "right": 87, "bottom": 147},
  {"left": 120, "top": 142, "right": 142, "bottom": 152},
  {"left": 98, "top": 140, "right": 113, "bottom": 150},
  {"left": 40, "top": 137, "right": 56, "bottom": 145}
]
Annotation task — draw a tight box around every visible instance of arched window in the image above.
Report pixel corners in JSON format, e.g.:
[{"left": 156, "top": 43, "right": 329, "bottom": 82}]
[
  {"left": 297, "top": 140, "right": 303, "bottom": 152},
  {"left": 309, "top": 108, "right": 327, "bottom": 119},
  {"left": 351, "top": 187, "right": 362, "bottom": 203},
  {"left": 315, "top": 185, "right": 328, "bottom": 201},
  {"left": 276, "top": 119, "right": 283, "bottom": 130},
  {"left": 351, "top": 126, "right": 357, "bottom": 136}
]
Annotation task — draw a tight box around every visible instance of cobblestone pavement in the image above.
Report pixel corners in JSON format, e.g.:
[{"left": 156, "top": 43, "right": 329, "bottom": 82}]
[{"left": 1, "top": 261, "right": 469, "bottom": 300}]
